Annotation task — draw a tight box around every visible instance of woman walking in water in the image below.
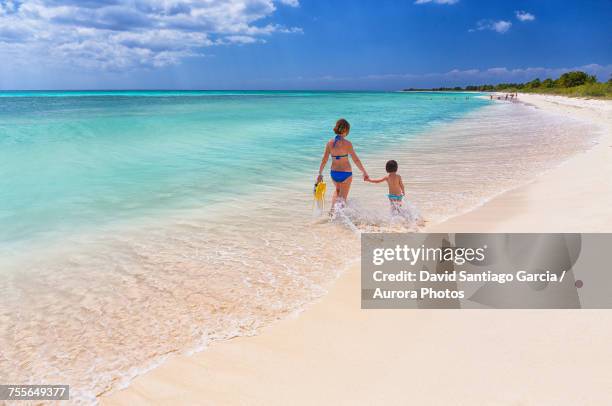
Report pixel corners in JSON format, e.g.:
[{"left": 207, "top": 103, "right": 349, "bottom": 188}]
[{"left": 317, "top": 118, "right": 369, "bottom": 210}]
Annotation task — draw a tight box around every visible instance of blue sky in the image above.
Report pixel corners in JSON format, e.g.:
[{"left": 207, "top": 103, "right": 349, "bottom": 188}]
[{"left": 0, "top": 0, "right": 610, "bottom": 90}]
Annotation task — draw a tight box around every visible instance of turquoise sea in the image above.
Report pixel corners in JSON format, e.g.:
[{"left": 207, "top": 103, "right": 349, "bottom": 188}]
[
  {"left": 0, "top": 91, "right": 489, "bottom": 244},
  {"left": 0, "top": 91, "right": 597, "bottom": 403}
]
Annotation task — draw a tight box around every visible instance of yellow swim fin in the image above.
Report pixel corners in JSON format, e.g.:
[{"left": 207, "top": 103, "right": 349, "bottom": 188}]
[{"left": 313, "top": 181, "right": 327, "bottom": 211}]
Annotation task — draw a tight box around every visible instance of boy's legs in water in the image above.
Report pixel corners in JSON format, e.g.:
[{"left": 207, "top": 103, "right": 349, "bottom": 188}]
[
  {"left": 389, "top": 199, "right": 402, "bottom": 216},
  {"left": 390, "top": 199, "right": 426, "bottom": 227}
]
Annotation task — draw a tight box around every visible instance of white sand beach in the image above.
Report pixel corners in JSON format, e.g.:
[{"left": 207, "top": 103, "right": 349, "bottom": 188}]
[{"left": 102, "top": 93, "right": 612, "bottom": 405}]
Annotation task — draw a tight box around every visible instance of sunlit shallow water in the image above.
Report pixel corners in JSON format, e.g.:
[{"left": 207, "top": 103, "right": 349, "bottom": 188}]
[{"left": 0, "top": 91, "right": 599, "bottom": 403}]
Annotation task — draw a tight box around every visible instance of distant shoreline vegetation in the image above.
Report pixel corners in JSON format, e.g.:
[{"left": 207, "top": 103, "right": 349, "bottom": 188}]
[{"left": 403, "top": 71, "right": 612, "bottom": 99}]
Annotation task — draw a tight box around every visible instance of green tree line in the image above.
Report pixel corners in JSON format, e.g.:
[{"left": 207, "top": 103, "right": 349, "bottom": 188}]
[{"left": 404, "top": 71, "right": 612, "bottom": 98}]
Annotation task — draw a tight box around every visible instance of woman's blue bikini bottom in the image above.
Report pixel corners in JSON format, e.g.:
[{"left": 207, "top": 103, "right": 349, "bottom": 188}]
[{"left": 330, "top": 170, "right": 353, "bottom": 183}]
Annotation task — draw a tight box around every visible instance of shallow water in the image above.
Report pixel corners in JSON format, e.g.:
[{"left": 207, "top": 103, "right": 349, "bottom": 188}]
[{"left": 0, "top": 92, "right": 599, "bottom": 403}]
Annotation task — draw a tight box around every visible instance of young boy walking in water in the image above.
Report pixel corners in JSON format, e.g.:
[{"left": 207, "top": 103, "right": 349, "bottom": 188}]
[{"left": 366, "top": 160, "right": 405, "bottom": 213}]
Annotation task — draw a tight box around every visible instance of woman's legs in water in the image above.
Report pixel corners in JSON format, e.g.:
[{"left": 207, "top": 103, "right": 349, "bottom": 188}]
[{"left": 331, "top": 176, "right": 353, "bottom": 211}]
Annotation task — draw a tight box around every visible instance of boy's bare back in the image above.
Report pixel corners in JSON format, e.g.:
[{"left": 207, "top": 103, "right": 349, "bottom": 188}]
[{"left": 386, "top": 173, "right": 404, "bottom": 196}]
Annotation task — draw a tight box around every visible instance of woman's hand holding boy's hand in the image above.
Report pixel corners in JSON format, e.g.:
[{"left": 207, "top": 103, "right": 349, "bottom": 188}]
[{"left": 363, "top": 173, "right": 370, "bottom": 182}]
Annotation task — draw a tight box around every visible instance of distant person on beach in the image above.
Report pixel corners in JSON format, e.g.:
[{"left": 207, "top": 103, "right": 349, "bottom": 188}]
[
  {"left": 317, "top": 118, "right": 369, "bottom": 210},
  {"left": 365, "top": 159, "right": 405, "bottom": 214}
]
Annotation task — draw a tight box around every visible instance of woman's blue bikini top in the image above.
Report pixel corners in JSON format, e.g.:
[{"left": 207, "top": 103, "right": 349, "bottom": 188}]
[{"left": 332, "top": 135, "right": 348, "bottom": 160}]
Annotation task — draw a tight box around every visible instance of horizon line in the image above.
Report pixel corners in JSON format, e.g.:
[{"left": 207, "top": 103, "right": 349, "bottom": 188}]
[{"left": 0, "top": 88, "right": 487, "bottom": 93}]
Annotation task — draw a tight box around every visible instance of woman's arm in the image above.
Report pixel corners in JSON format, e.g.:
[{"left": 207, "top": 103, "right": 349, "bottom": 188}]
[
  {"left": 349, "top": 144, "right": 369, "bottom": 180},
  {"left": 317, "top": 142, "right": 330, "bottom": 182}
]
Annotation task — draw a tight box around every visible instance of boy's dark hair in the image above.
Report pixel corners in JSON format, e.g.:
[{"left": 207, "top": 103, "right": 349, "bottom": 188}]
[{"left": 386, "top": 160, "right": 398, "bottom": 173}]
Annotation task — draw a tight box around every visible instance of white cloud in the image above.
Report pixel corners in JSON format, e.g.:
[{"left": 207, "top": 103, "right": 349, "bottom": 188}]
[
  {"left": 471, "top": 19, "right": 512, "bottom": 34},
  {"left": 414, "top": 0, "right": 459, "bottom": 4},
  {"left": 492, "top": 21, "right": 512, "bottom": 33},
  {"left": 515, "top": 10, "right": 535, "bottom": 22},
  {"left": 222, "top": 35, "right": 261, "bottom": 45},
  {"left": 0, "top": 0, "right": 302, "bottom": 70},
  {"left": 278, "top": 0, "right": 300, "bottom": 6},
  {"left": 360, "top": 64, "right": 612, "bottom": 86},
  {"left": 241, "top": 63, "right": 612, "bottom": 90}
]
